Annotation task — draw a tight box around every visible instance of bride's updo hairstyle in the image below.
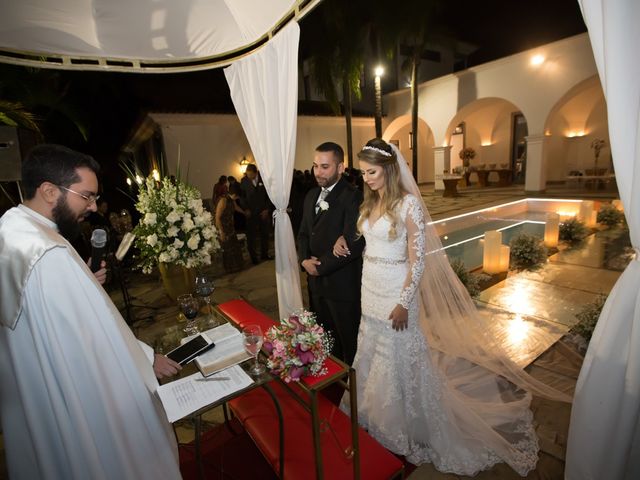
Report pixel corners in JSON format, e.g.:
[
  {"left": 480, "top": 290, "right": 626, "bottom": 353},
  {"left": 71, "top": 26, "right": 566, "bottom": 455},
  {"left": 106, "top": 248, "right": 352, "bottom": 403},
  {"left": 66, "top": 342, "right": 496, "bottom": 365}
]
[{"left": 357, "top": 138, "right": 404, "bottom": 239}]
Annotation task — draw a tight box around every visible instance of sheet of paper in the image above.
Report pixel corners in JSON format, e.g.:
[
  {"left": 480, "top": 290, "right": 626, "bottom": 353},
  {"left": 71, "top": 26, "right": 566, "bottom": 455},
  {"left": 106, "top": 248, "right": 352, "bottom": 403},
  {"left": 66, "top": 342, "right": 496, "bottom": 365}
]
[{"left": 157, "top": 365, "right": 254, "bottom": 423}]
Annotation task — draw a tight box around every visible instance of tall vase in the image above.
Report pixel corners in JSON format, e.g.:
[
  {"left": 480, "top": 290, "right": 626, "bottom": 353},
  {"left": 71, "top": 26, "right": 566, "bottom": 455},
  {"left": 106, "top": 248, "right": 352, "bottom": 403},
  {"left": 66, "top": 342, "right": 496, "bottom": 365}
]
[{"left": 158, "top": 263, "right": 196, "bottom": 301}]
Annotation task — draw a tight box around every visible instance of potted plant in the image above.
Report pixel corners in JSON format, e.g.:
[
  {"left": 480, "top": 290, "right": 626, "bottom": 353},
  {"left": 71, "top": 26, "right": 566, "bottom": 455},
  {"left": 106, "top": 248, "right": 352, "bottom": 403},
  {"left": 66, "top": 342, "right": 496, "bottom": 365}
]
[
  {"left": 133, "top": 176, "right": 220, "bottom": 299},
  {"left": 459, "top": 147, "right": 476, "bottom": 168},
  {"left": 509, "top": 233, "right": 547, "bottom": 270}
]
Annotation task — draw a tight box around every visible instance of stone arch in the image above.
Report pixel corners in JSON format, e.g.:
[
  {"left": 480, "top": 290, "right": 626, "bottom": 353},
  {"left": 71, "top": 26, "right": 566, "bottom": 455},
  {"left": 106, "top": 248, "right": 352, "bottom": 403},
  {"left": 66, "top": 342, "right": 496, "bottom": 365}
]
[
  {"left": 382, "top": 115, "right": 435, "bottom": 183},
  {"left": 543, "top": 75, "right": 609, "bottom": 180},
  {"left": 443, "top": 97, "right": 526, "bottom": 174}
]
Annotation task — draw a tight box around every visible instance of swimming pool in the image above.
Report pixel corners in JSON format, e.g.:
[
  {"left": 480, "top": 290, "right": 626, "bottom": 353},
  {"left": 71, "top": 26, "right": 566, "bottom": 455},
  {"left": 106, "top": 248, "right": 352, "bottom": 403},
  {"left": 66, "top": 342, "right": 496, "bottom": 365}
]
[{"left": 431, "top": 198, "right": 586, "bottom": 270}]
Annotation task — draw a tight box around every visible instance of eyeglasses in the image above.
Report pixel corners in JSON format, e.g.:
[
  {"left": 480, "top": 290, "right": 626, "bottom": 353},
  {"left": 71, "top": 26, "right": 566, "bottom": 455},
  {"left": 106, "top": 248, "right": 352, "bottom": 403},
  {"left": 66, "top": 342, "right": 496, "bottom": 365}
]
[{"left": 57, "top": 185, "right": 100, "bottom": 205}]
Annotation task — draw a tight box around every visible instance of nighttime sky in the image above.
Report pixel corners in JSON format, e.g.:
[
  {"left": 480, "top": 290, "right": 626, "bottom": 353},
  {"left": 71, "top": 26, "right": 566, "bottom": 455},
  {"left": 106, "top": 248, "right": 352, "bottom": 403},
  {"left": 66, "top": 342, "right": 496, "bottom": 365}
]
[{"left": 1, "top": 0, "right": 587, "bottom": 156}]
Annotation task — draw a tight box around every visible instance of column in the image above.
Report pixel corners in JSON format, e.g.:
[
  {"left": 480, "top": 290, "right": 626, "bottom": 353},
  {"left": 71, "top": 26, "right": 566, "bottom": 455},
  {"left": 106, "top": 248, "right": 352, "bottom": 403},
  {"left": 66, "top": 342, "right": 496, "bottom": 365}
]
[
  {"left": 433, "top": 145, "right": 452, "bottom": 190},
  {"left": 524, "top": 133, "right": 546, "bottom": 192}
]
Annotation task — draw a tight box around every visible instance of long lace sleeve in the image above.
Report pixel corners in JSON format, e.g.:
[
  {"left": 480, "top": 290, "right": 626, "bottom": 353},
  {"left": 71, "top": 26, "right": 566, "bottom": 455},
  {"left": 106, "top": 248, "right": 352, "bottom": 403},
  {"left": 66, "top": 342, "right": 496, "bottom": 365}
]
[{"left": 398, "top": 196, "right": 426, "bottom": 310}]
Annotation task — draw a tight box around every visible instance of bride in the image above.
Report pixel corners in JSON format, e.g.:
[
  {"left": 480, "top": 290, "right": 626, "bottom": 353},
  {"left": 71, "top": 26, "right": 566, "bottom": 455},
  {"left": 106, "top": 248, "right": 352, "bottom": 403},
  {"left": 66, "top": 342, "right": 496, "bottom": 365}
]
[{"left": 335, "top": 138, "right": 571, "bottom": 476}]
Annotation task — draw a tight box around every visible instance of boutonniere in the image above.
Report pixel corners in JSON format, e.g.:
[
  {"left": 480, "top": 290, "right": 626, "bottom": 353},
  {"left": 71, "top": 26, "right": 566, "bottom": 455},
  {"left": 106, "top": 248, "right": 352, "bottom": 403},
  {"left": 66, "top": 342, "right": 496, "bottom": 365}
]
[{"left": 319, "top": 200, "right": 329, "bottom": 212}]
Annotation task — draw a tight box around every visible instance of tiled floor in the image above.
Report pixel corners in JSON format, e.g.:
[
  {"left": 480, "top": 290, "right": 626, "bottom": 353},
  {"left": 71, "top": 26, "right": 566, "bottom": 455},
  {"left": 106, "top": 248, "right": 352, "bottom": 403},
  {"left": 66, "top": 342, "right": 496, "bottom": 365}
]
[{"left": 0, "top": 184, "right": 629, "bottom": 479}]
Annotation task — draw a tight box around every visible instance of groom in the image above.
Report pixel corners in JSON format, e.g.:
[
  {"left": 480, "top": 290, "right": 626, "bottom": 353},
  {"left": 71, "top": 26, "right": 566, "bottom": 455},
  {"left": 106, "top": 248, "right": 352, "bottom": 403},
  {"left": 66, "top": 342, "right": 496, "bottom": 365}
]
[{"left": 297, "top": 142, "right": 364, "bottom": 365}]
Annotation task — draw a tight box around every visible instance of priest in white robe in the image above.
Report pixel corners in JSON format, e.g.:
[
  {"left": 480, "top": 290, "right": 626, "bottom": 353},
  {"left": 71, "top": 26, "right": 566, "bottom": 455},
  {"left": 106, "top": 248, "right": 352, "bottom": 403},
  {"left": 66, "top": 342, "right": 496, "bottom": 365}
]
[{"left": 0, "top": 144, "right": 181, "bottom": 479}]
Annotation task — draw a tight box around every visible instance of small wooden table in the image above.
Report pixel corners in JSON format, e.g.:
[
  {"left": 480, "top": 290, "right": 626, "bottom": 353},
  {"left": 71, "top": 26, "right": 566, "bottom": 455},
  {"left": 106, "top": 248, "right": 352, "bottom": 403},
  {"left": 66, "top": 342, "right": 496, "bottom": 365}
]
[{"left": 436, "top": 175, "right": 463, "bottom": 197}]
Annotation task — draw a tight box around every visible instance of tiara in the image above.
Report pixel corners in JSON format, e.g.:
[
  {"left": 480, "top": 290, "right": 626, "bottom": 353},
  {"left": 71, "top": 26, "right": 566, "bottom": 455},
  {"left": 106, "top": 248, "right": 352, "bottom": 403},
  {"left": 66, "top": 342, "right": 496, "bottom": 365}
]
[{"left": 362, "top": 145, "right": 392, "bottom": 157}]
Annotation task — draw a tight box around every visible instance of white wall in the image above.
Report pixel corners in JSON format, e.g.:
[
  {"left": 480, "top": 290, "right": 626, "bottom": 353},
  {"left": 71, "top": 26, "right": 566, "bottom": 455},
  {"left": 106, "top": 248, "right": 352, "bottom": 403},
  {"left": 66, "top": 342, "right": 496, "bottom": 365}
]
[
  {"left": 151, "top": 113, "right": 375, "bottom": 199},
  {"left": 386, "top": 33, "right": 599, "bottom": 144}
]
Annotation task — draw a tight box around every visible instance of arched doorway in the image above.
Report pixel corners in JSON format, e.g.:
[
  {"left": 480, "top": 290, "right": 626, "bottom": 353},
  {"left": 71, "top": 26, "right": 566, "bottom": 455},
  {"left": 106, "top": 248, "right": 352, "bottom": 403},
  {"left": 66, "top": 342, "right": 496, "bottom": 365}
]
[{"left": 382, "top": 115, "right": 434, "bottom": 183}]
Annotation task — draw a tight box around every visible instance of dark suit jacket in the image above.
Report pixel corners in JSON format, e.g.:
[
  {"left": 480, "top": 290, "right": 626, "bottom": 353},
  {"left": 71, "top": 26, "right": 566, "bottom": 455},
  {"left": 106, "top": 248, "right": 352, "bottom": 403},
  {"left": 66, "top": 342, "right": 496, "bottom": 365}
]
[
  {"left": 240, "top": 175, "right": 272, "bottom": 215},
  {"left": 297, "top": 177, "right": 364, "bottom": 302}
]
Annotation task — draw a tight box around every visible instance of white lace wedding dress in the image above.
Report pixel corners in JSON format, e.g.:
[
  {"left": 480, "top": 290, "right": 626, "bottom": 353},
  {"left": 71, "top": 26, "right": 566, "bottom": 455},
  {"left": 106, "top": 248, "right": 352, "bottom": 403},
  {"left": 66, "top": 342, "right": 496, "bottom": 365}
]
[{"left": 342, "top": 194, "right": 539, "bottom": 476}]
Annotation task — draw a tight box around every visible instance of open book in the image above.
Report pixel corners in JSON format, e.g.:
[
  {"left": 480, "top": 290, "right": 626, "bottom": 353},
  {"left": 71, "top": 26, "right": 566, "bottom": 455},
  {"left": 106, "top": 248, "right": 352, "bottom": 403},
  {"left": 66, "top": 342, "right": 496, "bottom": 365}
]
[{"left": 193, "top": 323, "right": 252, "bottom": 377}]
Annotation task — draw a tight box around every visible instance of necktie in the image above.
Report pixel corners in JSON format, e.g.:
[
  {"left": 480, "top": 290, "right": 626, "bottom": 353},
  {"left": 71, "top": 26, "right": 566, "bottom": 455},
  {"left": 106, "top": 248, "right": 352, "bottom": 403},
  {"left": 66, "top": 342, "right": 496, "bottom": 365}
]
[{"left": 315, "top": 188, "right": 329, "bottom": 214}]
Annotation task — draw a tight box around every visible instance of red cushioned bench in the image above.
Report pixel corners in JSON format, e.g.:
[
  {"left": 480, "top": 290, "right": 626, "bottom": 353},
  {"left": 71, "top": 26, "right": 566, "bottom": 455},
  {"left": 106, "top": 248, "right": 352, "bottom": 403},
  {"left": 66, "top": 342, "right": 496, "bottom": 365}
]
[{"left": 216, "top": 299, "right": 404, "bottom": 479}]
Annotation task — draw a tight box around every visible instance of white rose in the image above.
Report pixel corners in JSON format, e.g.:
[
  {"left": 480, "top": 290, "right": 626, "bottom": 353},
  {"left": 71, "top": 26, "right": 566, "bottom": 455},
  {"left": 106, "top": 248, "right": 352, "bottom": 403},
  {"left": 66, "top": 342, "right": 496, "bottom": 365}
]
[
  {"left": 166, "top": 211, "right": 181, "bottom": 223},
  {"left": 202, "top": 227, "right": 213, "bottom": 239},
  {"left": 173, "top": 238, "right": 184, "bottom": 249},
  {"left": 146, "top": 234, "right": 158, "bottom": 247},
  {"left": 187, "top": 234, "right": 200, "bottom": 250},
  {"left": 158, "top": 252, "right": 170, "bottom": 263},
  {"left": 167, "top": 226, "right": 179, "bottom": 237},
  {"left": 143, "top": 212, "right": 157, "bottom": 225},
  {"left": 182, "top": 217, "right": 195, "bottom": 232}
]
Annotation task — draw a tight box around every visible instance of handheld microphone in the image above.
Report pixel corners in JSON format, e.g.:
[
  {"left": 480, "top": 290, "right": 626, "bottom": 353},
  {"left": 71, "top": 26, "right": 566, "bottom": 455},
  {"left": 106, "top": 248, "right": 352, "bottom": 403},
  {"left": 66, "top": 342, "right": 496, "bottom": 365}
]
[{"left": 90, "top": 229, "right": 108, "bottom": 272}]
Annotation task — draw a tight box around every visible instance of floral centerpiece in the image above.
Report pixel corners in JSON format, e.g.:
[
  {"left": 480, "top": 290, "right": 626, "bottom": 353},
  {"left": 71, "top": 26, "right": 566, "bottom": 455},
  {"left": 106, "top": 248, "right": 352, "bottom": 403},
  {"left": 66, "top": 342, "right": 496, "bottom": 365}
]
[
  {"left": 264, "top": 310, "right": 333, "bottom": 383},
  {"left": 459, "top": 147, "right": 476, "bottom": 167},
  {"left": 133, "top": 176, "right": 220, "bottom": 274}
]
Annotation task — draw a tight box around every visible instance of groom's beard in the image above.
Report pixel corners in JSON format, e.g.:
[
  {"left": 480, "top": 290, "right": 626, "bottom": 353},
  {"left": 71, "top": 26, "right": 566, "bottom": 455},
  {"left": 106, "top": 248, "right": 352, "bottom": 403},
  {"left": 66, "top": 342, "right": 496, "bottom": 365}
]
[{"left": 52, "top": 196, "right": 82, "bottom": 241}]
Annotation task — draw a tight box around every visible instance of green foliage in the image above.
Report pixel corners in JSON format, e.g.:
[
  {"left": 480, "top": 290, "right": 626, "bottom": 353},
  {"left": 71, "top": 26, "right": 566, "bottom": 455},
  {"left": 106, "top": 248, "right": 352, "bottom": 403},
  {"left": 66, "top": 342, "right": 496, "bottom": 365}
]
[
  {"left": 509, "top": 233, "right": 547, "bottom": 270},
  {"left": 559, "top": 218, "right": 589, "bottom": 243},
  {"left": 571, "top": 294, "right": 607, "bottom": 342},
  {"left": 450, "top": 258, "right": 490, "bottom": 297},
  {"left": 597, "top": 203, "right": 624, "bottom": 227},
  {"left": 0, "top": 100, "right": 41, "bottom": 135}
]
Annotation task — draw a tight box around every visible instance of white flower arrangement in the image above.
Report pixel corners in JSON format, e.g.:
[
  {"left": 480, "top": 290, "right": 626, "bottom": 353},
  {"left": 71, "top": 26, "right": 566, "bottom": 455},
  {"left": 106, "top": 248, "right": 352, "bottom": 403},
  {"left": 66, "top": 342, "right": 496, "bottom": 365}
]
[
  {"left": 133, "top": 176, "right": 220, "bottom": 274},
  {"left": 319, "top": 200, "right": 329, "bottom": 212}
]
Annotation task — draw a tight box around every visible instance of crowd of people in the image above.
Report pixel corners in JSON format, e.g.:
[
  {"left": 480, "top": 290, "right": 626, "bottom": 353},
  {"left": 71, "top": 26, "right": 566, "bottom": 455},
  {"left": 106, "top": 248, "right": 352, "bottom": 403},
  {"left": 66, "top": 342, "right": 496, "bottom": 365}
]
[{"left": 0, "top": 139, "right": 571, "bottom": 478}]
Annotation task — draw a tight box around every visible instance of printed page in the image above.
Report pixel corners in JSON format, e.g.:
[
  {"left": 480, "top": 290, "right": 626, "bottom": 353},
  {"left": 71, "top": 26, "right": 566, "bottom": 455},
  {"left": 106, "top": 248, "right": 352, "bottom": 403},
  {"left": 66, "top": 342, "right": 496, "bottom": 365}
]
[{"left": 157, "top": 365, "right": 254, "bottom": 423}]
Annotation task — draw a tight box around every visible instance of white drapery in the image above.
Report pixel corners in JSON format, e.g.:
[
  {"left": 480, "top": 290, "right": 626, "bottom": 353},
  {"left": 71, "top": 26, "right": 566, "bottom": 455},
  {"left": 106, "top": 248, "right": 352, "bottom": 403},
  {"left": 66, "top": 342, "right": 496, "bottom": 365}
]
[
  {"left": 224, "top": 22, "right": 303, "bottom": 319},
  {"left": 0, "top": 0, "right": 319, "bottom": 72},
  {"left": 566, "top": 1, "right": 640, "bottom": 478}
]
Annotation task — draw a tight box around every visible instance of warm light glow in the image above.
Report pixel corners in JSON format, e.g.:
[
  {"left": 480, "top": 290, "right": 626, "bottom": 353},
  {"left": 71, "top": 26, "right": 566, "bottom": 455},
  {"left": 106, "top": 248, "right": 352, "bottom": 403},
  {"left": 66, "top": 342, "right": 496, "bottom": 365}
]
[
  {"left": 135, "top": 174, "right": 143, "bottom": 185},
  {"left": 544, "top": 212, "right": 560, "bottom": 248},
  {"left": 612, "top": 199, "right": 624, "bottom": 212},
  {"left": 578, "top": 200, "right": 594, "bottom": 226},
  {"left": 126, "top": 177, "right": 132, "bottom": 186},
  {"left": 483, "top": 230, "right": 506, "bottom": 274},
  {"left": 557, "top": 210, "right": 577, "bottom": 221},
  {"left": 507, "top": 315, "right": 530, "bottom": 345},
  {"left": 442, "top": 141, "right": 448, "bottom": 147},
  {"left": 151, "top": 169, "right": 160, "bottom": 181},
  {"left": 503, "top": 279, "right": 535, "bottom": 317},
  {"left": 443, "top": 235, "right": 448, "bottom": 240},
  {"left": 566, "top": 131, "right": 586, "bottom": 138},
  {"left": 481, "top": 141, "right": 492, "bottom": 147},
  {"left": 374, "top": 66, "right": 384, "bottom": 77},
  {"left": 531, "top": 54, "right": 545, "bottom": 66}
]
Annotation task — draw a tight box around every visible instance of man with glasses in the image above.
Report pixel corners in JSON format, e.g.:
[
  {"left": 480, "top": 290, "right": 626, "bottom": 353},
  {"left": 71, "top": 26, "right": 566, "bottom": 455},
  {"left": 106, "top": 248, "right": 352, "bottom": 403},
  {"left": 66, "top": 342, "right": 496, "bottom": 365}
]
[{"left": 0, "top": 144, "right": 181, "bottom": 479}]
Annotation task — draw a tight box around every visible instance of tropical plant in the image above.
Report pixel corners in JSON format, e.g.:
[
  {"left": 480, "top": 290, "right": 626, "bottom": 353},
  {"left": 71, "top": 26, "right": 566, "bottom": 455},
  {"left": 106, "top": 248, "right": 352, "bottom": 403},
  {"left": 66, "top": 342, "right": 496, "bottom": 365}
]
[
  {"left": 307, "top": 0, "right": 368, "bottom": 168},
  {"left": 559, "top": 218, "right": 589, "bottom": 243},
  {"left": 597, "top": 203, "right": 624, "bottom": 227},
  {"left": 450, "top": 258, "right": 490, "bottom": 297},
  {"left": 571, "top": 293, "right": 607, "bottom": 342},
  {"left": 509, "top": 233, "right": 547, "bottom": 270},
  {"left": 0, "top": 99, "right": 41, "bottom": 136}
]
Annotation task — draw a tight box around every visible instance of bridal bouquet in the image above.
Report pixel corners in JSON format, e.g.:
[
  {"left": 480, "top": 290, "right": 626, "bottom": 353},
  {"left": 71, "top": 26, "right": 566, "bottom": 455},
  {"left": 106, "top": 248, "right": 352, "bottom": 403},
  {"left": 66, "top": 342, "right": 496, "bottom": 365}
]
[
  {"left": 264, "top": 310, "right": 333, "bottom": 383},
  {"left": 133, "top": 176, "right": 220, "bottom": 273}
]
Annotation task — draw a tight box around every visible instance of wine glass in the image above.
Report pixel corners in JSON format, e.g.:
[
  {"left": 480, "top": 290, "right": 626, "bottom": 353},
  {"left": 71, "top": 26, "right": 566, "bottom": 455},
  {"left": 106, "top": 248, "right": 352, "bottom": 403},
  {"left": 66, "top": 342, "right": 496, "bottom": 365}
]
[
  {"left": 195, "top": 274, "right": 217, "bottom": 326},
  {"left": 242, "top": 325, "right": 265, "bottom": 376},
  {"left": 177, "top": 293, "right": 200, "bottom": 335}
]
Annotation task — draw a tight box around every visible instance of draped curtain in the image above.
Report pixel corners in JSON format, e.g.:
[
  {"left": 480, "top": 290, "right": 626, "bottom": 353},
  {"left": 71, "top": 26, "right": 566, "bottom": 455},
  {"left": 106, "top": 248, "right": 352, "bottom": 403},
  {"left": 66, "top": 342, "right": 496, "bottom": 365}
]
[
  {"left": 224, "top": 22, "right": 303, "bottom": 319},
  {"left": 566, "top": 1, "right": 640, "bottom": 478}
]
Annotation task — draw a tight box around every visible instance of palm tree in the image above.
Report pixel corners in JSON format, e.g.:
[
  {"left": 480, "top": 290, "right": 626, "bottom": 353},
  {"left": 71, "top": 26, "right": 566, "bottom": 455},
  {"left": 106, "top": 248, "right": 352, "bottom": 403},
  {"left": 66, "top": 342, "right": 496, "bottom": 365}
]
[
  {"left": 0, "top": 99, "right": 41, "bottom": 137},
  {"left": 307, "top": 0, "right": 369, "bottom": 167},
  {"left": 374, "top": 0, "right": 446, "bottom": 180}
]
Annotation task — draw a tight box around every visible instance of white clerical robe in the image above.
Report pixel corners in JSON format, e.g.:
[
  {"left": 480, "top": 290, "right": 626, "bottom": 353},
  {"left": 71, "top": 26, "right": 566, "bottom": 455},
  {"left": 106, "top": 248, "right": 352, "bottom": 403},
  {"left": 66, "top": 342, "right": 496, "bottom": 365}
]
[{"left": 0, "top": 206, "right": 181, "bottom": 479}]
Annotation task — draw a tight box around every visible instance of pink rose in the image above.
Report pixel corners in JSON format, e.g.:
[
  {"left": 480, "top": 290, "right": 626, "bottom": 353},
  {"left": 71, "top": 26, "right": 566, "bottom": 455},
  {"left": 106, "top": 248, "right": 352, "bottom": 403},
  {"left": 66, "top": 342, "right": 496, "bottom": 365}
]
[
  {"left": 290, "top": 366, "right": 305, "bottom": 380},
  {"left": 296, "top": 345, "right": 315, "bottom": 364}
]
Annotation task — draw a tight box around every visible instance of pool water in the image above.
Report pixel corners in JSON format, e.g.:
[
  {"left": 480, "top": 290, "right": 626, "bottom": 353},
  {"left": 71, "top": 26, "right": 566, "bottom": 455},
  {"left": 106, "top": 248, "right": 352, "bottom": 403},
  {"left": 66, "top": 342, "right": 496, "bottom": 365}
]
[{"left": 443, "top": 221, "right": 545, "bottom": 270}]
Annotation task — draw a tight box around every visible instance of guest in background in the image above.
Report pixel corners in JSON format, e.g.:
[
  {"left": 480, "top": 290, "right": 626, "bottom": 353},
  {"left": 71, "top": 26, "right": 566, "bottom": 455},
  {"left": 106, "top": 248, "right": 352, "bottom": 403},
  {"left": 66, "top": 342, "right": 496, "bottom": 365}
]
[
  {"left": 212, "top": 175, "right": 228, "bottom": 206},
  {"left": 240, "top": 164, "right": 272, "bottom": 264},
  {"left": 215, "top": 182, "right": 245, "bottom": 273}
]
